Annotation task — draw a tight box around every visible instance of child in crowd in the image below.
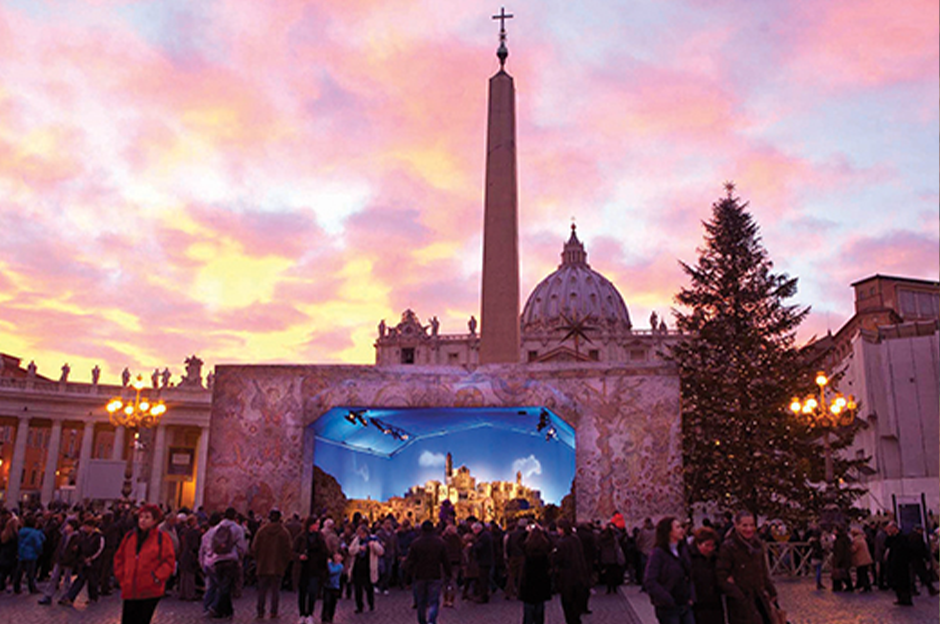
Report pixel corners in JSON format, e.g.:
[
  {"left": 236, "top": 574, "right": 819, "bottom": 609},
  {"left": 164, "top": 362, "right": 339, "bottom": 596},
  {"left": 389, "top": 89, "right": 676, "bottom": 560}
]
[{"left": 321, "top": 553, "right": 344, "bottom": 624}]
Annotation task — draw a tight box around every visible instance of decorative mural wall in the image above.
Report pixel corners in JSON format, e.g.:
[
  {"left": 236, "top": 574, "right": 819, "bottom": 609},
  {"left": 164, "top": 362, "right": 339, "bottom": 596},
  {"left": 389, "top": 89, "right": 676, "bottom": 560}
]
[{"left": 205, "top": 362, "right": 683, "bottom": 528}]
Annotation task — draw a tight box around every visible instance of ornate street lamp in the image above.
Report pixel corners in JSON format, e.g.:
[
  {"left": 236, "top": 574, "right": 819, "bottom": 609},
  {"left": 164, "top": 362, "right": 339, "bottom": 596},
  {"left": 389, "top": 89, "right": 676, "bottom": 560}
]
[
  {"left": 106, "top": 374, "right": 167, "bottom": 500},
  {"left": 790, "top": 371, "right": 857, "bottom": 523}
]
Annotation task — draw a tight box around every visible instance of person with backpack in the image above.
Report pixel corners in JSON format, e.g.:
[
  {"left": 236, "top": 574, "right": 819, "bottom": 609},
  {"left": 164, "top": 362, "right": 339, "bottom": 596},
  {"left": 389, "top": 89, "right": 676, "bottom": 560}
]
[
  {"left": 38, "top": 518, "right": 81, "bottom": 605},
  {"left": 113, "top": 504, "right": 176, "bottom": 624},
  {"left": 201, "top": 507, "right": 247, "bottom": 619},
  {"left": 61, "top": 516, "right": 105, "bottom": 605}
]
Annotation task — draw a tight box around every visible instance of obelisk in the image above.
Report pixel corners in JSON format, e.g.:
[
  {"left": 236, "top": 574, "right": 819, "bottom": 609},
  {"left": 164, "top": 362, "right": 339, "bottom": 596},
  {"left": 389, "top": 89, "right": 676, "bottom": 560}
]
[{"left": 480, "top": 8, "right": 520, "bottom": 364}]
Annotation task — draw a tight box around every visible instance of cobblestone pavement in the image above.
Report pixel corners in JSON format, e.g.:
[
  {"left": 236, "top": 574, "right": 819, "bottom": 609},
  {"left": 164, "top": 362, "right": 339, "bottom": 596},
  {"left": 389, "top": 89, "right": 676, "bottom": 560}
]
[
  {"left": 0, "top": 583, "right": 641, "bottom": 624},
  {"left": 623, "top": 579, "right": 940, "bottom": 624},
  {"left": 2, "top": 579, "right": 936, "bottom": 624}
]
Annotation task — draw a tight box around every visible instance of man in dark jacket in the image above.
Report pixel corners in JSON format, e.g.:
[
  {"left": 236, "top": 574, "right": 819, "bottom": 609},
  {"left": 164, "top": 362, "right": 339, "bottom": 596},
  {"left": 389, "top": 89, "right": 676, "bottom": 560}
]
[
  {"left": 63, "top": 517, "right": 105, "bottom": 605},
  {"left": 405, "top": 521, "right": 451, "bottom": 624},
  {"left": 470, "top": 522, "right": 494, "bottom": 603},
  {"left": 885, "top": 521, "right": 914, "bottom": 605},
  {"left": 251, "top": 509, "right": 293, "bottom": 619},
  {"left": 504, "top": 519, "right": 528, "bottom": 600},
  {"left": 554, "top": 519, "right": 590, "bottom": 624}
]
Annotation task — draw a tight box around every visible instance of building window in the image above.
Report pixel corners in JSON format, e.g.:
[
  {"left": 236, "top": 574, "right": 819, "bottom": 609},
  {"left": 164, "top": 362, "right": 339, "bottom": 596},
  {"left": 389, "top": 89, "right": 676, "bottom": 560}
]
[
  {"left": 401, "top": 348, "right": 415, "bottom": 364},
  {"left": 899, "top": 288, "right": 940, "bottom": 319},
  {"left": 589, "top": 349, "right": 600, "bottom": 361},
  {"left": 527, "top": 350, "right": 539, "bottom": 362},
  {"left": 630, "top": 349, "right": 646, "bottom": 361},
  {"left": 447, "top": 352, "right": 460, "bottom": 364}
]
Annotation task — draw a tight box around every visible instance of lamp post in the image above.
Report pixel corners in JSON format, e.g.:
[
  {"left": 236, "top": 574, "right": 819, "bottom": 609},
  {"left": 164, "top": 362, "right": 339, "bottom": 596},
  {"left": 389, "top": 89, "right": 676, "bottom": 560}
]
[
  {"left": 790, "top": 371, "right": 857, "bottom": 522},
  {"left": 106, "top": 374, "right": 167, "bottom": 501}
]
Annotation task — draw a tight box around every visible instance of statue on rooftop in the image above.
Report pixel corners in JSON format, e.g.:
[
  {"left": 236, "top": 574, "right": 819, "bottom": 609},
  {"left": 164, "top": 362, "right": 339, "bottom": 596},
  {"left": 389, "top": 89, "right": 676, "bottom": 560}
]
[
  {"left": 121, "top": 367, "right": 130, "bottom": 386},
  {"left": 650, "top": 311, "right": 658, "bottom": 331},
  {"left": 91, "top": 365, "right": 101, "bottom": 385},
  {"left": 27, "top": 361, "right": 37, "bottom": 378},
  {"left": 378, "top": 319, "right": 387, "bottom": 338},
  {"left": 161, "top": 368, "right": 171, "bottom": 388},
  {"left": 468, "top": 315, "right": 477, "bottom": 336},
  {"left": 430, "top": 316, "right": 440, "bottom": 337},
  {"left": 151, "top": 368, "right": 160, "bottom": 389},
  {"left": 60, "top": 363, "right": 70, "bottom": 383},
  {"left": 181, "top": 355, "right": 204, "bottom": 388}
]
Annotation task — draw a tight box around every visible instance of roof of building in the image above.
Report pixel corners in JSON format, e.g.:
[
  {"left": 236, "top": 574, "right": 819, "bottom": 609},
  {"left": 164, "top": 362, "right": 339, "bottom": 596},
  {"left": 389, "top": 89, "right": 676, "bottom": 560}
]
[
  {"left": 521, "top": 225, "right": 632, "bottom": 331},
  {"left": 850, "top": 274, "right": 940, "bottom": 287}
]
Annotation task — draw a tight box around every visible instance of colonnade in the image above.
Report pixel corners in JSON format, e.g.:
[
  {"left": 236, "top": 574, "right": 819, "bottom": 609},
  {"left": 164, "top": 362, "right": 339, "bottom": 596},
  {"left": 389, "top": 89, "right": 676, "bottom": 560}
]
[{"left": 2, "top": 415, "right": 210, "bottom": 509}]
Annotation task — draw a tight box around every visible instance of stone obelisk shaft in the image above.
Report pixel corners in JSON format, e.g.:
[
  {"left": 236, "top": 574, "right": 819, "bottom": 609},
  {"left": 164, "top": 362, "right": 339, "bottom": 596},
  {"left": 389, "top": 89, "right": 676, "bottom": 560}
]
[{"left": 480, "top": 69, "right": 520, "bottom": 364}]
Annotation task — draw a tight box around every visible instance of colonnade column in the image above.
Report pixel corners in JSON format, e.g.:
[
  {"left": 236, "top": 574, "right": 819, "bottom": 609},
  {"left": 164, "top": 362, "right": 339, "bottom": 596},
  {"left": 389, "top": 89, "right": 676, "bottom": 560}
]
[
  {"left": 40, "top": 419, "right": 64, "bottom": 506},
  {"left": 111, "top": 426, "right": 125, "bottom": 461},
  {"left": 5, "top": 417, "right": 31, "bottom": 508},
  {"left": 194, "top": 426, "right": 210, "bottom": 509},
  {"left": 74, "top": 422, "right": 95, "bottom": 500},
  {"left": 148, "top": 425, "right": 167, "bottom": 505}
]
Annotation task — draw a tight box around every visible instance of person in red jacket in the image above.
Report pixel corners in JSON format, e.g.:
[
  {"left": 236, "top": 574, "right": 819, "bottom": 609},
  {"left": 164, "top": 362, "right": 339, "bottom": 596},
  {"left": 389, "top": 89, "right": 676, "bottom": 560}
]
[{"left": 113, "top": 504, "right": 176, "bottom": 624}]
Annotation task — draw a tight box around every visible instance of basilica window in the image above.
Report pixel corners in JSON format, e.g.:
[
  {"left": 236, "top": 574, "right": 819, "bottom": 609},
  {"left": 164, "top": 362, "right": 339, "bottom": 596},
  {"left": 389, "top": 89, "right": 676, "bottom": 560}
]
[{"left": 401, "top": 348, "right": 415, "bottom": 364}]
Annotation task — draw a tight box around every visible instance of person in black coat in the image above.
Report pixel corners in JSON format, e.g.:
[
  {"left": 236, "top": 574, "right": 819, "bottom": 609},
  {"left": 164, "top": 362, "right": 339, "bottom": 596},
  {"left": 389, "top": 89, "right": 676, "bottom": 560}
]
[
  {"left": 690, "top": 527, "right": 724, "bottom": 624},
  {"left": 470, "top": 522, "right": 494, "bottom": 603},
  {"left": 519, "top": 525, "right": 553, "bottom": 624},
  {"left": 553, "top": 519, "right": 590, "bottom": 624},
  {"left": 885, "top": 521, "right": 914, "bottom": 606},
  {"left": 644, "top": 517, "right": 695, "bottom": 624},
  {"left": 404, "top": 520, "right": 451, "bottom": 624}
]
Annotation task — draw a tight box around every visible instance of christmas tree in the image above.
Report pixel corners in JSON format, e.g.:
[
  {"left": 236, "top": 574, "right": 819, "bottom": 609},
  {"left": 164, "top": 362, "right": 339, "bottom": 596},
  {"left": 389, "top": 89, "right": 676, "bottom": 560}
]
[{"left": 671, "top": 183, "right": 862, "bottom": 521}]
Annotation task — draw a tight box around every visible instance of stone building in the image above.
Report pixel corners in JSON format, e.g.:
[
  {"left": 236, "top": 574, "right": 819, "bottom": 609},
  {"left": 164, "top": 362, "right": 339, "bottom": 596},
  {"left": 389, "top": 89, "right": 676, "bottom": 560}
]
[
  {"left": 806, "top": 275, "right": 940, "bottom": 516},
  {"left": 0, "top": 353, "right": 211, "bottom": 510}
]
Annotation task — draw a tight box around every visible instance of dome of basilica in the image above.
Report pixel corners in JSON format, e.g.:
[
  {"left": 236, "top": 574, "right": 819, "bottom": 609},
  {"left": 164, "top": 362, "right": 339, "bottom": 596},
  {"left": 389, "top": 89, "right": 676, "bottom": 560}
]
[{"left": 521, "top": 226, "right": 632, "bottom": 332}]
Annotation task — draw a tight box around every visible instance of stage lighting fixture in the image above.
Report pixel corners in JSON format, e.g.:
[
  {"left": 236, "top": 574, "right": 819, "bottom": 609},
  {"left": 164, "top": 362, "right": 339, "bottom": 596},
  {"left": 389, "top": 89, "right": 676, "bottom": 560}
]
[{"left": 537, "top": 408, "right": 550, "bottom": 433}]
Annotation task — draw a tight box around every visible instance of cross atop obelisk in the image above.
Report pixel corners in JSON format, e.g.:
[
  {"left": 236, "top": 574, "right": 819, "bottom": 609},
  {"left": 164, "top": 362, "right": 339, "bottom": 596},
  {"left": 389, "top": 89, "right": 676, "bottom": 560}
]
[{"left": 492, "top": 7, "right": 513, "bottom": 68}]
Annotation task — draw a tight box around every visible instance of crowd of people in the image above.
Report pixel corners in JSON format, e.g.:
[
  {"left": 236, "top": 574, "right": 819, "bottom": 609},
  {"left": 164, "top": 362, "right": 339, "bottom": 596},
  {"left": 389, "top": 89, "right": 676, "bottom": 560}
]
[{"left": 0, "top": 500, "right": 938, "bottom": 624}]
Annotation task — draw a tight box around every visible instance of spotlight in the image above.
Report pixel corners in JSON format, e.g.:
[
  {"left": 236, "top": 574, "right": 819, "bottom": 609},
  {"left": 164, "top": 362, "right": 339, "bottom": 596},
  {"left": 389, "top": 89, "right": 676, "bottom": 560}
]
[
  {"left": 344, "top": 411, "right": 358, "bottom": 425},
  {"left": 545, "top": 426, "right": 557, "bottom": 442},
  {"left": 537, "top": 408, "right": 550, "bottom": 433}
]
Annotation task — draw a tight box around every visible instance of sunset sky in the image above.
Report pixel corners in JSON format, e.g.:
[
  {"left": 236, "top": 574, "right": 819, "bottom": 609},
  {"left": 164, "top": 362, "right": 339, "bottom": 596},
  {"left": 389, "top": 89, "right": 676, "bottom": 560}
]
[{"left": 1, "top": 0, "right": 937, "bottom": 383}]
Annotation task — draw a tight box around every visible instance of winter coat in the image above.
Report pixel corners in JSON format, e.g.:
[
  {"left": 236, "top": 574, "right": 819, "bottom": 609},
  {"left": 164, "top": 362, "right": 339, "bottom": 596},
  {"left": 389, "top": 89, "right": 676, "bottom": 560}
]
[
  {"left": 851, "top": 533, "right": 873, "bottom": 567},
  {"left": 471, "top": 529, "right": 494, "bottom": 567},
  {"left": 294, "top": 529, "right": 330, "bottom": 581},
  {"left": 644, "top": 543, "right": 695, "bottom": 609},
  {"left": 691, "top": 542, "right": 725, "bottom": 624},
  {"left": 17, "top": 527, "right": 45, "bottom": 562},
  {"left": 716, "top": 531, "right": 776, "bottom": 624},
  {"left": 519, "top": 541, "right": 553, "bottom": 604},
  {"left": 405, "top": 532, "right": 451, "bottom": 581},
  {"left": 56, "top": 531, "right": 82, "bottom": 568},
  {"left": 251, "top": 521, "right": 293, "bottom": 577},
  {"left": 553, "top": 533, "right": 590, "bottom": 597},
  {"left": 113, "top": 527, "right": 177, "bottom": 600},
  {"left": 177, "top": 525, "right": 202, "bottom": 574},
  {"left": 348, "top": 534, "right": 384, "bottom": 584},
  {"left": 885, "top": 533, "right": 913, "bottom": 589}
]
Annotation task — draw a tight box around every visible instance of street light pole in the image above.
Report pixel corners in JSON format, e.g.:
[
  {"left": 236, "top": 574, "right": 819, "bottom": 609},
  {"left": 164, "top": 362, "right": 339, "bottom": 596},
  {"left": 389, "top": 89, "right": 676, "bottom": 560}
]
[
  {"left": 790, "top": 371, "right": 857, "bottom": 522},
  {"left": 106, "top": 374, "right": 167, "bottom": 502}
]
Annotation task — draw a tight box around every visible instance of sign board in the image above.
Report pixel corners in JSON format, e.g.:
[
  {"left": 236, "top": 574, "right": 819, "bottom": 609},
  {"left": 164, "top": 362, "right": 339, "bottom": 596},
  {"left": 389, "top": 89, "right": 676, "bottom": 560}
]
[
  {"left": 82, "top": 459, "right": 129, "bottom": 501},
  {"left": 166, "top": 447, "right": 195, "bottom": 479}
]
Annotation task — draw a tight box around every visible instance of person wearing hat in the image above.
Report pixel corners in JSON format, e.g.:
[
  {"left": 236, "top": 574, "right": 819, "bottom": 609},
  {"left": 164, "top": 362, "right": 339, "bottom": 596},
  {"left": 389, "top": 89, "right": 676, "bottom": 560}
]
[
  {"left": 250, "top": 508, "right": 293, "bottom": 620},
  {"left": 113, "top": 504, "right": 176, "bottom": 624}
]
